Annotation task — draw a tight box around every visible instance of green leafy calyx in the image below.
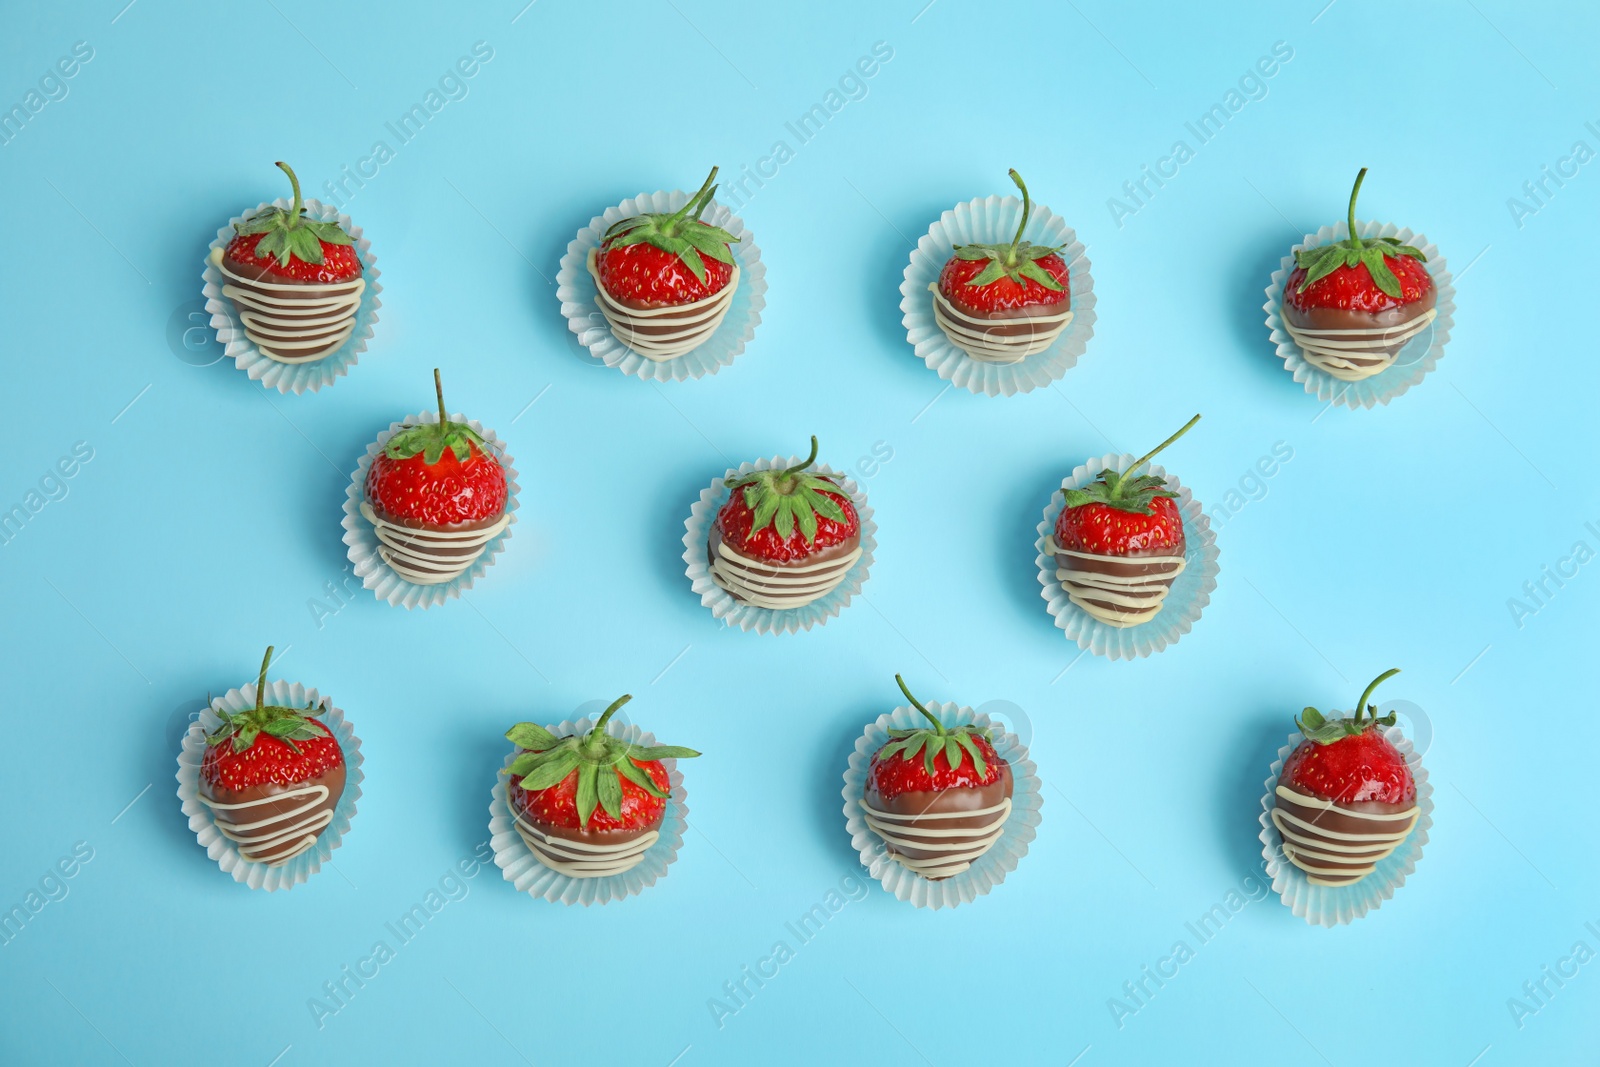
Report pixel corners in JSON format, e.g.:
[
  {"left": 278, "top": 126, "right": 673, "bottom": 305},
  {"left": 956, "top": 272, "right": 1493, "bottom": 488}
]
[
  {"left": 723, "top": 436, "right": 849, "bottom": 547},
  {"left": 205, "top": 645, "right": 327, "bottom": 754},
  {"left": 1293, "top": 167, "right": 1426, "bottom": 299},
  {"left": 383, "top": 368, "right": 492, "bottom": 465},
  {"left": 504, "top": 694, "right": 701, "bottom": 830},
  {"left": 602, "top": 166, "right": 741, "bottom": 285},
  {"left": 1062, "top": 414, "right": 1201, "bottom": 517},
  {"left": 875, "top": 674, "right": 995, "bottom": 779},
  {"left": 1296, "top": 668, "right": 1402, "bottom": 745},
  {"left": 949, "top": 169, "right": 1064, "bottom": 291},
  {"left": 233, "top": 162, "right": 354, "bottom": 268}
]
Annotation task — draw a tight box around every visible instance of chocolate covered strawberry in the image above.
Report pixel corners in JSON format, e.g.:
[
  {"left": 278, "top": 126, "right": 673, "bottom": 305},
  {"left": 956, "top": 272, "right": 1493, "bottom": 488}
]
[
  {"left": 930, "top": 168, "right": 1074, "bottom": 364},
  {"left": 709, "top": 436, "right": 862, "bottom": 610},
  {"left": 1282, "top": 168, "right": 1437, "bottom": 381},
  {"left": 211, "top": 162, "right": 366, "bottom": 363},
  {"left": 198, "top": 646, "right": 346, "bottom": 868},
  {"left": 587, "top": 166, "right": 742, "bottom": 360},
  {"left": 504, "top": 694, "right": 699, "bottom": 878},
  {"left": 1050, "top": 414, "right": 1199, "bottom": 628},
  {"left": 1271, "top": 669, "right": 1421, "bottom": 887},
  {"left": 861, "top": 675, "right": 1014, "bottom": 881},
  {"left": 362, "top": 369, "right": 509, "bottom": 586}
]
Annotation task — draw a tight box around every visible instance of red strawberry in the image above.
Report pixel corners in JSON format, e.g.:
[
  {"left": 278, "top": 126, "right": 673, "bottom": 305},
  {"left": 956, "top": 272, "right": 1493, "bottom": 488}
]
[
  {"left": 201, "top": 647, "right": 344, "bottom": 793},
  {"left": 937, "top": 169, "right": 1069, "bottom": 316},
  {"left": 1055, "top": 415, "right": 1199, "bottom": 557},
  {"left": 717, "top": 436, "right": 859, "bottom": 565},
  {"left": 868, "top": 677, "right": 1006, "bottom": 801},
  {"left": 597, "top": 167, "right": 739, "bottom": 308},
  {"left": 1284, "top": 669, "right": 1416, "bottom": 805},
  {"left": 223, "top": 162, "right": 362, "bottom": 284},
  {"left": 365, "top": 369, "right": 507, "bottom": 527},
  {"left": 1284, "top": 168, "right": 1433, "bottom": 315},
  {"left": 505, "top": 695, "right": 699, "bottom": 834}
]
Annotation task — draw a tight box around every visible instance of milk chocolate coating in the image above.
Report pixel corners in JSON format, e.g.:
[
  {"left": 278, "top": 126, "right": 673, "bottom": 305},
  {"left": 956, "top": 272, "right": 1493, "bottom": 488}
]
[
  {"left": 368, "top": 504, "right": 507, "bottom": 556},
  {"left": 863, "top": 762, "right": 1014, "bottom": 879},
  {"left": 1281, "top": 286, "right": 1436, "bottom": 334},
  {"left": 200, "top": 762, "right": 346, "bottom": 857},
  {"left": 1274, "top": 783, "right": 1417, "bottom": 883},
  {"left": 708, "top": 519, "right": 861, "bottom": 604},
  {"left": 510, "top": 791, "right": 661, "bottom": 847},
  {"left": 1054, "top": 539, "right": 1184, "bottom": 617}
]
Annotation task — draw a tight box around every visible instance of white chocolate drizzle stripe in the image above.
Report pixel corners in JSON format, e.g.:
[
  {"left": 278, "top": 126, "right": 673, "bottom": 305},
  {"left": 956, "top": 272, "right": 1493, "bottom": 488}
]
[
  {"left": 1271, "top": 785, "right": 1420, "bottom": 885},
  {"left": 928, "top": 283, "right": 1073, "bottom": 364},
  {"left": 710, "top": 539, "right": 860, "bottom": 609},
  {"left": 863, "top": 796, "right": 1012, "bottom": 880},
  {"left": 1044, "top": 535, "right": 1185, "bottom": 628},
  {"left": 199, "top": 784, "right": 333, "bottom": 867},
  {"left": 361, "top": 502, "right": 509, "bottom": 586},
  {"left": 1286, "top": 307, "right": 1436, "bottom": 382},
  {"left": 586, "top": 248, "right": 738, "bottom": 361},
  {"left": 513, "top": 811, "right": 658, "bottom": 879},
  {"left": 212, "top": 249, "right": 365, "bottom": 364}
]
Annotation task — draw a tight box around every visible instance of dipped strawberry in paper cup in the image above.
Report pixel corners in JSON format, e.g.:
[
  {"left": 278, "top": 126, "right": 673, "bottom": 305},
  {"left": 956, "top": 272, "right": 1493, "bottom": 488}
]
[
  {"left": 1259, "top": 669, "right": 1432, "bottom": 926},
  {"left": 342, "top": 369, "right": 518, "bottom": 609},
  {"left": 488, "top": 695, "right": 697, "bottom": 905},
  {"left": 202, "top": 161, "right": 381, "bottom": 395},
  {"left": 901, "top": 169, "right": 1095, "bottom": 396},
  {"left": 175, "top": 646, "right": 363, "bottom": 891},
  {"left": 683, "top": 436, "right": 876, "bottom": 634},
  {"left": 842, "top": 676, "right": 1041, "bottom": 909},
  {"left": 557, "top": 167, "right": 766, "bottom": 382},
  {"left": 1036, "top": 415, "right": 1219, "bottom": 659},
  {"left": 1264, "top": 168, "right": 1455, "bottom": 409}
]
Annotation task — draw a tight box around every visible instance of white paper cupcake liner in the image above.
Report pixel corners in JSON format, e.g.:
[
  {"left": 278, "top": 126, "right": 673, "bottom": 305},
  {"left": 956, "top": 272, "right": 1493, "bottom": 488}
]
[
  {"left": 1264, "top": 220, "right": 1454, "bottom": 409},
  {"left": 341, "top": 412, "right": 520, "bottom": 609},
  {"left": 682, "top": 456, "right": 876, "bottom": 635},
  {"left": 1035, "top": 454, "right": 1219, "bottom": 660},
  {"left": 201, "top": 197, "right": 381, "bottom": 395},
  {"left": 842, "top": 701, "right": 1041, "bottom": 910},
  {"left": 175, "top": 680, "right": 363, "bottom": 892},
  {"left": 1258, "top": 723, "right": 1433, "bottom": 926},
  {"left": 557, "top": 190, "right": 766, "bottom": 381},
  {"left": 900, "top": 194, "right": 1095, "bottom": 397},
  {"left": 488, "top": 716, "right": 688, "bottom": 905}
]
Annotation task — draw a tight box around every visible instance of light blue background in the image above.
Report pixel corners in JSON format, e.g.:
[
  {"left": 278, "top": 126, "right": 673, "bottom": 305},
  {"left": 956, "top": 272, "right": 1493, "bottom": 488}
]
[{"left": 2, "top": 2, "right": 1597, "bottom": 1064}]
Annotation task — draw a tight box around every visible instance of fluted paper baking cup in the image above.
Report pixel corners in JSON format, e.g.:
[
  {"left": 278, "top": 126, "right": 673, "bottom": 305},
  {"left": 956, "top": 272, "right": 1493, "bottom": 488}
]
[
  {"left": 341, "top": 411, "right": 520, "bottom": 609},
  {"left": 842, "top": 702, "right": 1040, "bottom": 910},
  {"left": 1264, "top": 220, "right": 1454, "bottom": 409},
  {"left": 1258, "top": 724, "right": 1432, "bottom": 927},
  {"left": 900, "top": 194, "right": 1095, "bottom": 397},
  {"left": 488, "top": 716, "right": 688, "bottom": 906},
  {"left": 175, "top": 680, "right": 362, "bottom": 892},
  {"left": 1036, "top": 454, "right": 1218, "bottom": 660},
  {"left": 201, "top": 197, "right": 381, "bottom": 395},
  {"left": 557, "top": 190, "right": 766, "bottom": 381},
  {"left": 682, "top": 456, "right": 875, "bottom": 635}
]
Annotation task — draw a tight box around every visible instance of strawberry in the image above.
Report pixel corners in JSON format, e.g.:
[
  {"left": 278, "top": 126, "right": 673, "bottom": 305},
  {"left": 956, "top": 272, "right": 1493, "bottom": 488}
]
[
  {"left": 937, "top": 169, "right": 1069, "bottom": 316},
  {"left": 597, "top": 167, "right": 740, "bottom": 308},
  {"left": 505, "top": 695, "right": 699, "bottom": 834},
  {"left": 224, "top": 162, "right": 361, "bottom": 284},
  {"left": 365, "top": 369, "right": 507, "bottom": 527},
  {"left": 717, "top": 436, "right": 859, "bottom": 565},
  {"left": 1055, "top": 415, "right": 1199, "bottom": 557},
  {"left": 1284, "top": 669, "right": 1416, "bottom": 806},
  {"left": 868, "top": 676, "right": 1005, "bottom": 801},
  {"left": 201, "top": 646, "right": 344, "bottom": 794},
  {"left": 1284, "top": 168, "right": 1432, "bottom": 315}
]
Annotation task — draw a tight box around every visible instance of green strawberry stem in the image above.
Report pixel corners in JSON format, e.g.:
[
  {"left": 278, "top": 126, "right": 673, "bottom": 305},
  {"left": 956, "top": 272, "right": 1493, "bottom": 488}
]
[
  {"left": 724, "top": 435, "right": 821, "bottom": 490},
  {"left": 587, "top": 693, "right": 631, "bottom": 748},
  {"left": 1346, "top": 167, "right": 1367, "bottom": 250},
  {"left": 254, "top": 645, "right": 274, "bottom": 712},
  {"left": 895, "top": 674, "right": 945, "bottom": 736},
  {"left": 1128, "top": 413, "right": 1202, "bottom": 478},
  {"left": 434, "top": 368, "right": 448, "bottom": 427},
  {"left": 275, "top": 162, "right": 304, "bottom": 231},
  {"left": 1003, "top": 169, "right": 1033, "bottom": 267},
  {"left": 1352, "top": 667, "right": 1400, "bottom": 727},
  {"left": 664, "top": 167, "right": 719, "bottom": 230}
]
